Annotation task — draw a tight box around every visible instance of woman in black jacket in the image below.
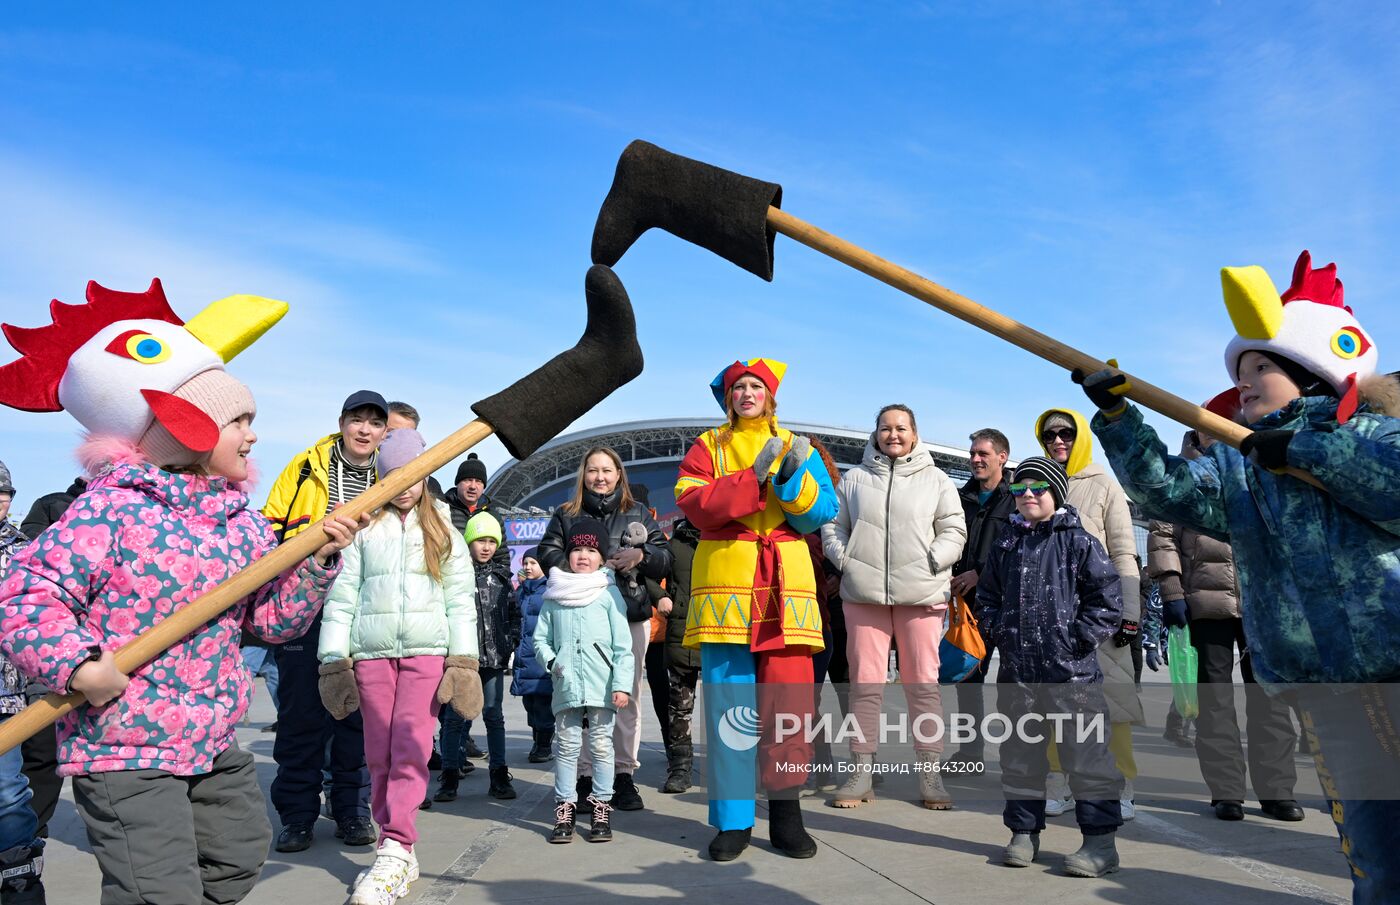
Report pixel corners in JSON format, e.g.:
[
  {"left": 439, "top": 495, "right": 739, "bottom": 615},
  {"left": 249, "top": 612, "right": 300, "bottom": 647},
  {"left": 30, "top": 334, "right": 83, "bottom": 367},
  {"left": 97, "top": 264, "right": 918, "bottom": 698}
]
[{"left": 537, "top": 446, "right": 671, "bottom": 810}]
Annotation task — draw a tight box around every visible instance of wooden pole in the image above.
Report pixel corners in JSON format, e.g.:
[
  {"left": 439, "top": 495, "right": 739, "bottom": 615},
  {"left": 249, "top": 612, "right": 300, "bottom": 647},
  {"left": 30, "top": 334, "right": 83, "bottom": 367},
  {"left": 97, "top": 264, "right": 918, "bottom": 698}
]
[
  {"left": 766, "top": 207, "right": 1323, "bottom": 489},
  {"left": 0, "top": 419, "right": 496, "bottom": 755}
]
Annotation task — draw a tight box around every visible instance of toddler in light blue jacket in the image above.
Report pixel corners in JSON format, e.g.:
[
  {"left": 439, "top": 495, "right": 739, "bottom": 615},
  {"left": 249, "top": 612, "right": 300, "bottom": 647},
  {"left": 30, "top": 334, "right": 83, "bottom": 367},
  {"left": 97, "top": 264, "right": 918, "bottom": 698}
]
[{"left": 534, "top": 517, "right": 634, "bottom": 845}]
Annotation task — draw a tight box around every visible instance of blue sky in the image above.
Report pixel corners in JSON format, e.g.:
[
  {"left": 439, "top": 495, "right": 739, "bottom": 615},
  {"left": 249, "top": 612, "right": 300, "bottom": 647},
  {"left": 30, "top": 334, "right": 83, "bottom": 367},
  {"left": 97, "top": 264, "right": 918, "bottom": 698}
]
[{"left": 2, "top": 2, "right": 1398, "bottom": 514}]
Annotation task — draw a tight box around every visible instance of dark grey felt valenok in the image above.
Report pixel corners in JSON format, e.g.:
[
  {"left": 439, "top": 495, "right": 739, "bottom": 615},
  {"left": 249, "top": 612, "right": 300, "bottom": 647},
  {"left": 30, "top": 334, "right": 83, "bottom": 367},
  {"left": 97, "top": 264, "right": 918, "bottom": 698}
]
[
  {"left": 471, "top": 264, "right": 643, "bottom": 461},
  {"left": 591, "top": 140, "right": 783, "bottom": 281}
]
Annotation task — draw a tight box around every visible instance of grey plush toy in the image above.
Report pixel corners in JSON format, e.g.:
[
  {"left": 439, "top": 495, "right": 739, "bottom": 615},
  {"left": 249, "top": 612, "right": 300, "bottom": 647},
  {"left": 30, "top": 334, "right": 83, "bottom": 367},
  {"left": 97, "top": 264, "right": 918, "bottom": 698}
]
[{"left": 618, "top": 521, "right": 648, "bottom": 595}]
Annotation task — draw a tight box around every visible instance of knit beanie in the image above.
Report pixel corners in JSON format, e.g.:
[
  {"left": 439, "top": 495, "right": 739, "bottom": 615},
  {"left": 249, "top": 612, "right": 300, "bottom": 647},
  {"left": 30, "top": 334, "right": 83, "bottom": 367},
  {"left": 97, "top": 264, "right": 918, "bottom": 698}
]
[
  {"left": 376, "top": 428, "right": 426, "bottom": 479},
  {"left": 456, "top": 453, "right": 488, "bottom": 484},
  {"left": 464, "top": 510, "right": 503, "bottom": 546},
  {"left": 0, "top": 460, "right": 12, "bottom": 496},
  {"left": 138, "top": 369, "right": 256, "bottom": 468},
  {"left": 565, "top": 517, "right": 611, "bottom": 559},
  {"left": 1041, "top": 411, "right": 1075, "bottom": 435},
  {"left": 1013, "top": 456, "right": 1069, "bottom": 509},
  {"left": 522, "top": 546, "right": 540, "bottom": 565}
]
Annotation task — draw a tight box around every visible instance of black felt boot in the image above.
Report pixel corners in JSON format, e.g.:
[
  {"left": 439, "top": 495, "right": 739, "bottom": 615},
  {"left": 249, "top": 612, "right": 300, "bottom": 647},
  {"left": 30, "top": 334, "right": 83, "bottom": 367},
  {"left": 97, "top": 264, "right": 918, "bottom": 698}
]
[
  {"left": 768, "top": 798, "right": 817, "bottom": 859},
  {"left": 592, "top": 140, "right": 784, "bottom": 280},
  {"left": 707, "top": 828, "right": 752, "bottom": 862}
]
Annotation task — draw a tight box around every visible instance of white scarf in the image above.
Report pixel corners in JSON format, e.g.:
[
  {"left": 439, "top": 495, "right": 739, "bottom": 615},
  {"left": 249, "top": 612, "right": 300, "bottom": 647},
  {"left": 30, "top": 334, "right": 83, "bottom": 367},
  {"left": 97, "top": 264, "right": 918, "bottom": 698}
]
[{"left": 544, "top": 566, "right": 613, "bottom": 608}]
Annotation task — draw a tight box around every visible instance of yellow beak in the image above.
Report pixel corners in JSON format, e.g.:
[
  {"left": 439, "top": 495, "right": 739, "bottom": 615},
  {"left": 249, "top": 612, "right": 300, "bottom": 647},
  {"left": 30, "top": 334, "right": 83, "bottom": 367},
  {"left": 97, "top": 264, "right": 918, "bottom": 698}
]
[
  {"left": 184, "top": 294, "right": 289, "bottom": 363},
  {"left": 1220, "top": 265, "right": 1283, "bottom": 341}
]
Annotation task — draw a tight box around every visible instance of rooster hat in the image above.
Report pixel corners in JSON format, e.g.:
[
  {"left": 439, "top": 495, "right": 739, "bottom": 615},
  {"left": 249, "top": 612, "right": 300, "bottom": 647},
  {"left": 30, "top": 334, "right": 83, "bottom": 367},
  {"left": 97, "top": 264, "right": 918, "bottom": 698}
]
[
  {"left": 1220, "top": 250, "right": 1379, "bottom": 424},
  {"left": 0, "top": 279, "right": 286, "bottom": 466}
]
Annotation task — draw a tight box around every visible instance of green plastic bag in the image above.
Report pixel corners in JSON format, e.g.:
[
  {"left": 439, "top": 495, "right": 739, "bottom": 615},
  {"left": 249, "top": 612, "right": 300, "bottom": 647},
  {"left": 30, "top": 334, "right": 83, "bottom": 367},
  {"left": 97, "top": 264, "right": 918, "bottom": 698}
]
[{"left": 1168, "top": 625, "right": 1199, "bottom": 719}]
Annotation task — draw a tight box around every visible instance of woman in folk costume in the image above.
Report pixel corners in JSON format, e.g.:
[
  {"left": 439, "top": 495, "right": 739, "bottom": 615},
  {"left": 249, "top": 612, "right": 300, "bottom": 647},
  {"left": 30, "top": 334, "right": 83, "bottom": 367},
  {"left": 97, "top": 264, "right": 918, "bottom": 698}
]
[
  {"left": 0, "top": 280, "right": 364, "bottom": 905},
  {"left": 675, "top": 358, "right": 839, "bottom": 862}
]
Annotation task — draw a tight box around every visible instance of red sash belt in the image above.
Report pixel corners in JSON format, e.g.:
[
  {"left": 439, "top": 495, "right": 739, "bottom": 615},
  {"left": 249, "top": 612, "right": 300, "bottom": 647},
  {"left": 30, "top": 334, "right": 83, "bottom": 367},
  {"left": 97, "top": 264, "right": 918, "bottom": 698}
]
[{"left": 702, "top": 522, "right": 804, "bottom": 652}]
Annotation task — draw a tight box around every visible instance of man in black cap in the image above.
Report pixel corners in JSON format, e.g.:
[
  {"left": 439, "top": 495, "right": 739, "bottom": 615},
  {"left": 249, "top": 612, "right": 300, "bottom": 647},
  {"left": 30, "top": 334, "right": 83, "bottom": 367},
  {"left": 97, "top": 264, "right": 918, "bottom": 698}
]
[
  {"left": 264, "top": 390, "right": 389, "bottom": 853},
  {"left": 441, "top": 453, "right": 510, "bottom": 567}
]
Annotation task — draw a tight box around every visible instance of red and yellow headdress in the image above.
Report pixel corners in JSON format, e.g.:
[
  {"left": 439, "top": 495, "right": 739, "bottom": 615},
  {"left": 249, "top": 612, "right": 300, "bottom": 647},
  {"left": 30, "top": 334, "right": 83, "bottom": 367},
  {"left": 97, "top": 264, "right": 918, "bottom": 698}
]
[{"left": 710, "top": 357, "right": 787, "bottom": 411}]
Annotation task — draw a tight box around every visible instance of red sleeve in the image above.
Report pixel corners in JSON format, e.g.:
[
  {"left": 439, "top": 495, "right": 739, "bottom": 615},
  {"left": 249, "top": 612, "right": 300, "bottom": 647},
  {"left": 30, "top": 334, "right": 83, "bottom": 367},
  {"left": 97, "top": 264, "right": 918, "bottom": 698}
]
[{"left": 674, "top": 440, "right": 765, "bottom": 531}]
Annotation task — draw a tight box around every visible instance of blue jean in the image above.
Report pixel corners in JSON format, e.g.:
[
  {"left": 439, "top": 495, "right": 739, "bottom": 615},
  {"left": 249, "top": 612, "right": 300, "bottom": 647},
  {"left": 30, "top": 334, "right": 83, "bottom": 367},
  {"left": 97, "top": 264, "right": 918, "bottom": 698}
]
[
  {"left": 242, "top": 645, "right": 280, "bottom": 712},
  {"left": 554, "top": 707, "right": 615, "bottom": 803},
  {"left": 443, "top": 668, "right": 506, "bottom": 770},
  {"left": 0, "top": 716, "right": 38, "bottom": 851},
  {"left": 1296, "top": 684, "right": 1400, "bottom": 905}
]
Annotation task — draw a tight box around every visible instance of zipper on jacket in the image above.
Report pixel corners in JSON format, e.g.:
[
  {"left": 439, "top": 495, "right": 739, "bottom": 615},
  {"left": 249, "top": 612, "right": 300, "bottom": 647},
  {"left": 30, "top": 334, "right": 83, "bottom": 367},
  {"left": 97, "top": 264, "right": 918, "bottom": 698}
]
[
  {"left": 884, "top": 456, "right": 894, "bottom": 606},
  {"left": 592, "top": 642, "right": 614, "bottom": 670}
]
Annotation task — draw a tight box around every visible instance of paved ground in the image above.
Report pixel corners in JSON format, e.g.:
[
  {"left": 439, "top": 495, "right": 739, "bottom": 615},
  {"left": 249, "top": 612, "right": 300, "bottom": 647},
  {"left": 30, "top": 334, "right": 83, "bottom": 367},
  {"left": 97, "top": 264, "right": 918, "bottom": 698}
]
[{"left": 39, "top": 677, "right": 1354, "bottom": 905}]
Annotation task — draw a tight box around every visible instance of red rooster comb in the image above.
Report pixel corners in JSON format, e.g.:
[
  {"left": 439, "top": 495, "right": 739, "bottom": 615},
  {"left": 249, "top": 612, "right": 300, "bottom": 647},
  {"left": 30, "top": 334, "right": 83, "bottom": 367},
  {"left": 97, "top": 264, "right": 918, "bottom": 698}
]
[
  {"left": 1280, "top": 250, "right": 1347, "bottom": 313},
  {"left": 0, "top": 279, "right": 183, "bottom": 413}
]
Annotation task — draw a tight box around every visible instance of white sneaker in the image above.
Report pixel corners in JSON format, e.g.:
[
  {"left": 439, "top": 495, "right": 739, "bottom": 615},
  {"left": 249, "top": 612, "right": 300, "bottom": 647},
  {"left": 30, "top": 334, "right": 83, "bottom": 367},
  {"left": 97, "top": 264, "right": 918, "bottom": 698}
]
[
  {"left": 1044, "top": 772, "right": 1074, "bottom": 817},
  {"left": 1120, "top": 777, "right": 1136, "bottom": 822},
  {"left": 350, "top": 839, "right": 417, "bottom": 905}
]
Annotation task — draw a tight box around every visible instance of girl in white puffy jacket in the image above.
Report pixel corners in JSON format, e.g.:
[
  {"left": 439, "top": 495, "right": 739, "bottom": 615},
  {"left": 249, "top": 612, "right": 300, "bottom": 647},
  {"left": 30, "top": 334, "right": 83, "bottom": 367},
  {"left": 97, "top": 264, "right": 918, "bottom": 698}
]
[
  {"left": 821, "top": 404, "right": 967, "bottom": 810},
  {"left": 317, "top": 430, "right": 480, "bottom": 905}
]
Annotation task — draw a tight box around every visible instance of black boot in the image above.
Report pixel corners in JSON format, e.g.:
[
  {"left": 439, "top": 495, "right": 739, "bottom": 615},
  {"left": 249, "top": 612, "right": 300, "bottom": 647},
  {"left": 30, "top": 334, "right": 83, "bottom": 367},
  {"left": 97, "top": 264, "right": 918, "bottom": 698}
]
[
  {"left": 707, "top": 828, "right": 752, "bottom": 862},
  {"left": 550, "top": 800, "right": 576, "bottom": 844},
  {"left": 434, "top": 767, "right": 461, "bottom": 802},
  {"left": 576, "top": 774, "right": 593, "bottom": 801},
  {"left": 662, "top": 745, "right": 693, "bottom": 794},
  {"left": 529, "top": 729, "right": 554, "bottom": 764},
  {"left": 768, "top": 798, "right": 817, "bottom": 859},
  {"left": 612, "top": 772, "right": 644, "bottom": 810},
  {"left": 275, "top": 822, "right": 314, "bottom": 853},
  {"left": 489, "top": 766, "right": 517, "bottom": 800},
  {"left": 0, "top": 843, "right": 45, "bottom": 903},
  {"left": 587, "top": 795, "right": 614, "bottom": 843}
]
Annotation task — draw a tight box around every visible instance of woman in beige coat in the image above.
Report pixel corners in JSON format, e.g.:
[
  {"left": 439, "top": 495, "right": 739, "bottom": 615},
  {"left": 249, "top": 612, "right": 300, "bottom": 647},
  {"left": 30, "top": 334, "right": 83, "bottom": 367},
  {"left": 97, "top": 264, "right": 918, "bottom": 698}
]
[
  {"left": 822, "top": 404, "right": 966, "bottom": 809},
  {"left": 1036, "top": 407, "right": 1143, "bottom": 820}
]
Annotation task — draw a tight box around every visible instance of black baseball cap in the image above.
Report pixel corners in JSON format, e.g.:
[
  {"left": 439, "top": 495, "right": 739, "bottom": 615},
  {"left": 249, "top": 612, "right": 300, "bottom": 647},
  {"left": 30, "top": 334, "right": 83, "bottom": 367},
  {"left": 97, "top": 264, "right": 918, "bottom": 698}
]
[{"left": 341, "top": 390, "right": 389, "bottom": 418}]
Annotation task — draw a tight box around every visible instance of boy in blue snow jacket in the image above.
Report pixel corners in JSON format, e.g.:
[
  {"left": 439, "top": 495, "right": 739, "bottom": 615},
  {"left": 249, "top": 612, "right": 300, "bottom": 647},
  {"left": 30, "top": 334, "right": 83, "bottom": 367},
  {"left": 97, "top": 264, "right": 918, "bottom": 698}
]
[{"left": 1076, "top": 250, "right": 1400, "bottom": 904}]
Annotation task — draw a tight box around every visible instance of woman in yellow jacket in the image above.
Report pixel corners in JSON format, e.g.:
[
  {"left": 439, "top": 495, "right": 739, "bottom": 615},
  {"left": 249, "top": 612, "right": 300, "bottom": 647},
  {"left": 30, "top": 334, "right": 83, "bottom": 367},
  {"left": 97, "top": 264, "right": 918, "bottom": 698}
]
[{"left": 675, "top": 358, "right": 838, "bottom": 862}]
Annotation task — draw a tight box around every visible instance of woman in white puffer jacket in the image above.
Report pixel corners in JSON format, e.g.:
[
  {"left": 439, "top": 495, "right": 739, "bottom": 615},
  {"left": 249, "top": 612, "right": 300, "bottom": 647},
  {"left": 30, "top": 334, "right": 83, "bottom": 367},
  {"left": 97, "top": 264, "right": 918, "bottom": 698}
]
[{"left": 821, "top": 404, "right": 967, "bottom": 810}]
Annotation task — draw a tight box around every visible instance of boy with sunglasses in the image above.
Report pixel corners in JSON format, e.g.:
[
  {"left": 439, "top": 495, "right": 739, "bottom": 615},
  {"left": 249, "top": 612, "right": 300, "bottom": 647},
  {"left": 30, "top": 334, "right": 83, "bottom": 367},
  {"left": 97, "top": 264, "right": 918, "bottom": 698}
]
[{"left": 977, "top": 456, "right": 1126, "bottom": 877}]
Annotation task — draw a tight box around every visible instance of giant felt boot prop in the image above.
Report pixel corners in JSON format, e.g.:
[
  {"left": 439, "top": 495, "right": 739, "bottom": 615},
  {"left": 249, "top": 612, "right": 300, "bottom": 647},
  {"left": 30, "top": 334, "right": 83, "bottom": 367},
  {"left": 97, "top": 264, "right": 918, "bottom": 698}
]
[
  {"left": 592, "top": 140, "right": 782, "bottom": 281},
  {"left": 768, "top": 797, "right": 817, "bottom": 859}
]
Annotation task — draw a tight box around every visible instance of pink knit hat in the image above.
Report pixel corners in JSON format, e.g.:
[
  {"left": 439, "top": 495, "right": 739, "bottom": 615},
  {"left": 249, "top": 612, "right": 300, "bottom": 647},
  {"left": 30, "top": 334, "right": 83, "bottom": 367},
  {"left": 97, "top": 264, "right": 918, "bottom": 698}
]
[{"left": 137, "top": 369, "right": 256, "bottom": 467}]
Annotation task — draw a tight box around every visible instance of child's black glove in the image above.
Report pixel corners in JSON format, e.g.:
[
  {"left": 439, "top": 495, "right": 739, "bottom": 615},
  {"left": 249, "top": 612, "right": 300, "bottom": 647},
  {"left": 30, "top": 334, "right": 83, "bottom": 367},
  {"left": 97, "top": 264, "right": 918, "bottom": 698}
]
[
  {"left": 1113, "top": 619, "right": 1139, "bottom": 648},
  {"left": 1163, "top": 598, "right": 1189, "bottom": 629},
  {"left": 1240, "top": 429, "right": 1294, "bottom": 471},
  {"left": 1071, "top": 360, "right": 1132, "bottom": 417}
]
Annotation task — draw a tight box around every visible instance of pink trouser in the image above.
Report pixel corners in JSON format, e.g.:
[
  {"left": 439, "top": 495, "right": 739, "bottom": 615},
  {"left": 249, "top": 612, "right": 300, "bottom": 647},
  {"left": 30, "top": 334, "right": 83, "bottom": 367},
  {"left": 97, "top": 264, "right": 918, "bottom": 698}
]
[
  {"left": 845, "top": 603, "right": 945, "bottom": 755},
  {"left": 355, "top": 656, "right": 444, "bottom": 847}
]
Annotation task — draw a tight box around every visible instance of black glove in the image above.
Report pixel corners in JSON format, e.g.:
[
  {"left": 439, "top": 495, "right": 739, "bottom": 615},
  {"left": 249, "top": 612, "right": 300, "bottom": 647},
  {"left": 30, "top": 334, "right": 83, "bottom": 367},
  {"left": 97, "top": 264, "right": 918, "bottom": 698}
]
[
  {"left": 1239, "top": 429, "right": 1294, "bottom": 471},
  {"left": 777, "top": 436, "right": 810, "bottom": 483},
  {"left": 752, "top": 437, "right": 784, "bottom": 484},
  {"left": 1163, "top": 598, "right": 1189, "bottom": 629},
  {"left": 1113, "top": 619, "right": 1139, "bottom": 648},
  {"left": 1071, "top": 361, "right": 1132, "bottom": 416}
]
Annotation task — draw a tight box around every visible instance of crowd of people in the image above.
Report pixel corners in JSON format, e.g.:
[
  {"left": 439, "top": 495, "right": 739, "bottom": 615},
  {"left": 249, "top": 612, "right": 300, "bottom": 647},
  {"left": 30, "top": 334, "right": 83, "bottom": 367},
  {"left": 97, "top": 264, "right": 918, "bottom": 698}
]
[{"left": 0, "top": 248, "right": 1395, "bottom": 905}]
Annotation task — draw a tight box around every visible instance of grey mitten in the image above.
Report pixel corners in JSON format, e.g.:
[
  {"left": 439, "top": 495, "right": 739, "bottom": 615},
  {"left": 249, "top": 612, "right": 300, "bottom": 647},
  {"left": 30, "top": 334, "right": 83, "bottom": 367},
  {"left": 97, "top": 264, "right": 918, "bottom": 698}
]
[
  {"left": 317, "top": 659, "right": 360, "bottom": 720},
  {"left": 777, "top": 436, "right": 811, "bottom": 483},
  {"left": 751, "top": 436, "right": 785, "bottom": 484},
  {"left": 622, "top": 522, "right": 648, "bottom": 547}
]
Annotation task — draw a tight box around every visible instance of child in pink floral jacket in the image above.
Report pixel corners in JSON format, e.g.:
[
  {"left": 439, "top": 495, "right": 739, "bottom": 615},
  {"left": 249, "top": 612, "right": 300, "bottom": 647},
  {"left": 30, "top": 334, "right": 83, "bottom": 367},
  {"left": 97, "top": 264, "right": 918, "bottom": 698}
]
[{"left": 0, "top": 279, "right": 364, "bottom": 905}]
